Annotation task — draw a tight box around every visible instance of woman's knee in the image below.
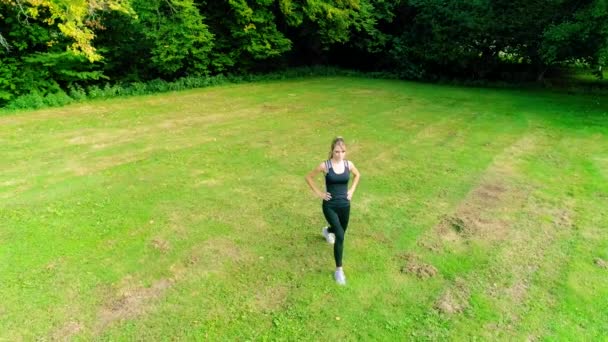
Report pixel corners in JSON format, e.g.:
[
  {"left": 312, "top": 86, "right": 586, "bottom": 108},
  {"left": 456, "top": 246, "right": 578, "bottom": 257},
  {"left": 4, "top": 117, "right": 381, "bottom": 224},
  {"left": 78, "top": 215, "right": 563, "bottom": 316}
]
[{"left": 334, "top": 230, "right": 345, "bottom": 243}]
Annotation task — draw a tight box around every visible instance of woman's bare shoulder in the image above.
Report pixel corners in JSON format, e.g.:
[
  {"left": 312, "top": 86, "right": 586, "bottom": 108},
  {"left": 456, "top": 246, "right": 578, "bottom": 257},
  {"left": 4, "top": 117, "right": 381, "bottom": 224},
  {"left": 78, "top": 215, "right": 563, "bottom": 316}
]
[{"left": 319, "top": 161, "right": 328, "bottom": 173}]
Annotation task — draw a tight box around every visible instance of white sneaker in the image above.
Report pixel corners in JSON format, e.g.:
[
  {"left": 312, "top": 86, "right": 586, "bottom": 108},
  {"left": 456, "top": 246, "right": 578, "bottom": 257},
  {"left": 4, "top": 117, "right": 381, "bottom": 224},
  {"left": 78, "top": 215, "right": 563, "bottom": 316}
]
[
  {"left": 334, "top": 269, "right": 346, "bottom": 285},
  {"left": 322, "top": 227, "right": 335, "bottom": 245}
]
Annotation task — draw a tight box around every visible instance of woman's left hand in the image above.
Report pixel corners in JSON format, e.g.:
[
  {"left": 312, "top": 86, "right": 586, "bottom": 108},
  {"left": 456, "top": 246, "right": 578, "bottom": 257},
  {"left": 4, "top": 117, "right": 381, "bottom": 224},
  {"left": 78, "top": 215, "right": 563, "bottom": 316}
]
[{"left": 347, "top": 189, "right": 354, "bottom": 201}]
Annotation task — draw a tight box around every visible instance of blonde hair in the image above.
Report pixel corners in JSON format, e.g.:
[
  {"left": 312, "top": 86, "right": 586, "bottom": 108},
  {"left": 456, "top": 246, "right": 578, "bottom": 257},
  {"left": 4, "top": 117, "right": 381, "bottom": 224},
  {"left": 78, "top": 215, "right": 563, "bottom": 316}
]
[{"left": 328, "top": 136, "right": 346, "bottom": 159}]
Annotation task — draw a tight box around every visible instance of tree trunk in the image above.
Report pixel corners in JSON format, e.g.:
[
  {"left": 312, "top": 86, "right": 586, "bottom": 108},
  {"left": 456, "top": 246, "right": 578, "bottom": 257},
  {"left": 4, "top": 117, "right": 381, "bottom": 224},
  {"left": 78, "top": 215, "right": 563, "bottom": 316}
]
[{"left": 536, "top": 66, "right": 548, "bottom": 82}]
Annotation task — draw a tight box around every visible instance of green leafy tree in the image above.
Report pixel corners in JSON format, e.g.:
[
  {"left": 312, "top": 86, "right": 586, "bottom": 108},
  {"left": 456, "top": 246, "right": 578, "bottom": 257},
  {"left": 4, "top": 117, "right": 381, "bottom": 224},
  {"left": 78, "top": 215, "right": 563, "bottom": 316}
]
[
  {"left": 196, "top": 0, "right": 292, "bottom": 72},
  {"left": 540, "top": 0, "right": 608, "bottom": 78},
  {"left": 132, "top": 0, "right": 213, "bottom": 77},
  {"left": 0, "top": 0, "right": 133, "bottom": 61},
  {"left": 384, "top": 0, "right": 608, "bottom": 80},
  {"left": 0, "top": 0, "right": 131, "bottom": 103}
]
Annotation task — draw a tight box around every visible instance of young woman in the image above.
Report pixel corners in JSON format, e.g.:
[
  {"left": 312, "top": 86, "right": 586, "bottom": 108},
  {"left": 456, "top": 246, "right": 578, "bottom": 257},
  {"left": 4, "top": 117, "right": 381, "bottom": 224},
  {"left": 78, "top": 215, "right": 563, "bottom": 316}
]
[{"left": 305, "top": 136, "right": 360, "bottom": 285}]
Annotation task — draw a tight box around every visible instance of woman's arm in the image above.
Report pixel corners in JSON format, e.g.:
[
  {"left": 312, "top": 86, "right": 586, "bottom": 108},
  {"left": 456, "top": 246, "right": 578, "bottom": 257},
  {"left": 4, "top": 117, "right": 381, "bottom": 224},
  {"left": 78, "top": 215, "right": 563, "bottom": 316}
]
[
  {"left": 347, "top": 162, "right": 360, "bottom": 201},
  {"left": 305, "top": 163, "right": 331, "bottom": 201}
]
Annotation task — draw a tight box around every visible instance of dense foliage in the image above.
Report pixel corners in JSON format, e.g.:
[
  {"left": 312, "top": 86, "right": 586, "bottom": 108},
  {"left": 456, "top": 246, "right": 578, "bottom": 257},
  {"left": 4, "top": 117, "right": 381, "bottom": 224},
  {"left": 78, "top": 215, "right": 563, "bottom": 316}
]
[{"left": 1, "top": 0, "right": 607, "bottom": 106}]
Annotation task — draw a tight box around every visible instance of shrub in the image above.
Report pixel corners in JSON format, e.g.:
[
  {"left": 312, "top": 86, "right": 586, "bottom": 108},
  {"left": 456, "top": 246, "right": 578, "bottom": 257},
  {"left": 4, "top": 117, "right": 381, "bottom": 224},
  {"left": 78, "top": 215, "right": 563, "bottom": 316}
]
[
  {"left": 68, "top": 84, "right": 87, "bottom": 101},
  {"left": 6, "top": 92, "right": 46, "bottom": 110},
  {"left": 43, "top": 90, "right": 73, "bottom": 107},
  {"left": 87, "top": 85, "right": 103, "bottom": 99}
]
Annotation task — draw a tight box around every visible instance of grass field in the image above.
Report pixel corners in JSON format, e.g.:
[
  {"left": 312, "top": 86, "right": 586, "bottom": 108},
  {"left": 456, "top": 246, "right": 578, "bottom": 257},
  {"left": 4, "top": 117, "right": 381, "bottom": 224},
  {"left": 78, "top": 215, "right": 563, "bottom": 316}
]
[{"left": 1, "top": 77, "right": 607, "bottom": 340}]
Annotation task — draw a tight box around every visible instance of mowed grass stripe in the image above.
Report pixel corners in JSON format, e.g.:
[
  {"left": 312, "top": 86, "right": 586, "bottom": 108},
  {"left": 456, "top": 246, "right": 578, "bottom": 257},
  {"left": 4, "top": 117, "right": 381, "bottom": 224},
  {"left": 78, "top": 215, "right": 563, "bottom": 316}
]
[{"left": 425, "top": 127, "right": 608, "bottom": 340}]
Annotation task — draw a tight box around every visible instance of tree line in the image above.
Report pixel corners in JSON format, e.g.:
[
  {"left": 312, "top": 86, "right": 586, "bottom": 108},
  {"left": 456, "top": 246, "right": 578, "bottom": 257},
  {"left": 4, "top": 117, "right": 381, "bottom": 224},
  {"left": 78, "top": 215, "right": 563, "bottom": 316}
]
[{"left": 1, "top": 0, "right": 607, "bottom": 106}]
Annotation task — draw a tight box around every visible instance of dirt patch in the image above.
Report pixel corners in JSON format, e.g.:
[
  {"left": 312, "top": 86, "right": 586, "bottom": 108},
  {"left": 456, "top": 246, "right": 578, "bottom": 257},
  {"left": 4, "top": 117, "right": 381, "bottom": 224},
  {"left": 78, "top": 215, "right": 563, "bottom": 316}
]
[
  {"left": 67, "top": 148, "right": 155, "bottom": 176},
  {"left": 398, "top": 253, "right": 438, "bottom": 279},
  {"left": 438, "top": 215, "right": 469, "bottom": 236},
  {"left": 0, "top": 178, "right": 31, "bottom": 200},
  {"left": 151, "top": 238, "right": 171, "bottom": 253},
  {"left": 352, "top": 196, "right": 374, "bottom": 215},
  {"left": 411, "top": 117, "right": 461, "bottom": 144},
  {"left": 526, "top": 334, "right": 540, "bottom": 342},
  {"left": 95, "top": 238, "right": 249, "bottom": 334},
  {"left": 44, "top": 258, "right": 63, "bottom": 272},
  {"left": 505, "top": 280, "right": 529, "bottom": 303},
  {"left": 65, "top": 115, "right": 219, "bottom": 149},
  {"left": 52, "top": 321, "right": 83, "bottom": 341},
  {"left": 594, "top": 258, "right": 608, "bottom": 269},
  {"left": 97, "top": 278, "right": 173, "bottom": 332},
  {"left": 186, "top": 238, "right": 246, "bottom": 265},
  {"left": 66, "top": 129, "right": 136, "bottom": 148},
  {"left": 553, "top": 209, "right": 574, "bottom": 229},
  {"left": 0, "top": 179, "right": 24, "bottom": 187},
  {"left": 252, "top": 285, "right": 289, "bottom": 313},
  {"left": 428, "top": 157, "right": 529, "bottom": 251},
  {"left": 471, "top": 183, "right": 507, "bottom": 202},
  {"left": 418, "top": 240, "right": 442, "bottom": 253},
  {"left": 357, "top": 225, "right": 391, "bottom": 245},
  {"left": 65, "top": 132, "right": 217, "bottom": 177},
  {"left": 194, "top": 179, "right": 221, "bottom": 187},
  {"left": 105, "top": 239, "right": 117, "bottom": 249},
  {"left": 432, "top": 177, "right": 518, "bottom": 246},
  {"left": 170, "top": 237, "right": 251, "bottom": 282},
  {"left": 261, "top": 104, "right": 281, "bottom": 112},
  {"left": 481, "top": 196, "right": 578, "bottom": 335},
  {"left": 435, "top": 278, "right": 470, "bottom": 314},
  {"left": 166, "top": 211, "right": 193, "bottom": 239}
]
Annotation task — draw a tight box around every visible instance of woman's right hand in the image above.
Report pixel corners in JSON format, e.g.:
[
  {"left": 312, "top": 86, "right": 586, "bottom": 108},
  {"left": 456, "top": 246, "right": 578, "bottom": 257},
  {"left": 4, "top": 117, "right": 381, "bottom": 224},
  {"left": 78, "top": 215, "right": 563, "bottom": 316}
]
[{"left": 320, "top": 192, "right": 332, "bottom": 201}]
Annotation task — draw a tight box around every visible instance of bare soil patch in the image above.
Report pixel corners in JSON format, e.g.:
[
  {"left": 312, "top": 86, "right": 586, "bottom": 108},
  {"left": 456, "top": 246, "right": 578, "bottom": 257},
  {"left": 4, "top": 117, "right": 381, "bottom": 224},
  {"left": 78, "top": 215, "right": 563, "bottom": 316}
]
[
  {"left": 435, "top": 180, "right": 511, "bottom": 242},
  {"left": 486, "top": 278, "right": 529, "bottom": 305},
  {"left": 95, "top": 238, "right": 248, "bottom": 334},
  {"left": 426, "top": 134, "right": 542, "bottom": 249},
  {"left": 96, "top": 278, "right": 173, "bottom": 333},
  {"left": 594, "top": 258, "right": 607, "bottom": 269},
  {"left": 52, "top": 321, "right": 83, "bottom": 341},
  {"left": 252, "top": 285, "right": 289, "bottom": 313},
  {"left": 68, "top": 148, "right": 154, "bottom": 176},
  {"left": 398, "top": 253, "right": 439, "bottom": 279},
  {"left": 169, "top": 237, "right": 251, "bottom": 282},
  {"left": 150, "top": 238, "right": 171, "bottom": 253},
  {"left": 435, "top": 278, "right": 470, "bottom": 314}
]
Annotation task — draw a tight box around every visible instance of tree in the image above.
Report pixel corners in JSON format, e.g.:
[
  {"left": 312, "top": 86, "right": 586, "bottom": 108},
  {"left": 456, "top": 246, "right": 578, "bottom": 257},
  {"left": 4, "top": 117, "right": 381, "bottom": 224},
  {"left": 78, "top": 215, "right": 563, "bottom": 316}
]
[
  {"left": 195, "top": 0, "right": 292, "bottom": 72},
  {"left": 0, "top": 0, "right": 133, "bottom": 61},
  {"left": 125, "top": 0, "right": 213, "bottom": 77},
  {"left": 540, "top": 0, "right": 608, "bottom": 78}
]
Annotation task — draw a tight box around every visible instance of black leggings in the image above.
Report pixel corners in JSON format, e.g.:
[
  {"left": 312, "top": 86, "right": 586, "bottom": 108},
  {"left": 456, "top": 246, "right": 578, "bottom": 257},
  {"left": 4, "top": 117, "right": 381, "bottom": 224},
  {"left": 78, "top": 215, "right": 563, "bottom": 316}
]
[{"left": 322, "top": 204, "right": 350, "bottom": 267}]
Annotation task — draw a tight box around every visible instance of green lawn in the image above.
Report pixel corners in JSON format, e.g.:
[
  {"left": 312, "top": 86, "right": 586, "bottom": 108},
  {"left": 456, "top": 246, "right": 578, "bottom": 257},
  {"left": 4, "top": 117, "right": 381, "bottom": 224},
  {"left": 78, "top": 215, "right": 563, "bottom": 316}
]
[{"left": 1, "top": 77, "right": 607, "bottom": 340}]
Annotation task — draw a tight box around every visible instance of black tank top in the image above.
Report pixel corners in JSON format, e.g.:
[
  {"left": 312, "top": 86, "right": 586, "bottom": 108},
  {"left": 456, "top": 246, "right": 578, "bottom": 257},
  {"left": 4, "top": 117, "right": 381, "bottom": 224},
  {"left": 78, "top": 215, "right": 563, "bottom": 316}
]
[{"left": 324, "top": 159, "right": 350, "bottom": 207}]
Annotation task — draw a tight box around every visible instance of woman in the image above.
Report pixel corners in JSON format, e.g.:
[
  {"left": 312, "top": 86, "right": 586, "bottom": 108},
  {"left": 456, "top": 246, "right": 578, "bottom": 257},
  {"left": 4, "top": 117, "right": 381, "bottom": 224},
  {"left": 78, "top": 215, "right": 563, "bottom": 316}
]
[{"left": 305, "top": 136, "right": 360, "bottom": 285}]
